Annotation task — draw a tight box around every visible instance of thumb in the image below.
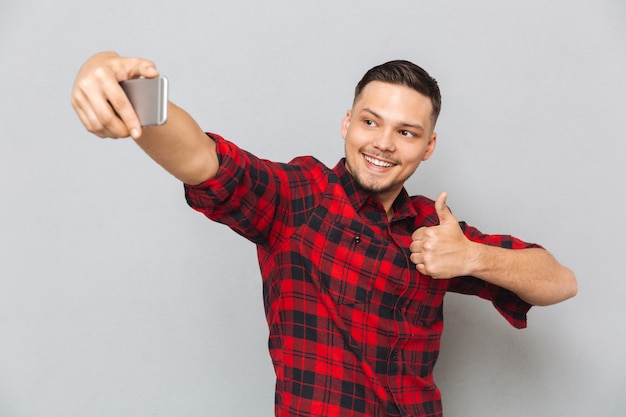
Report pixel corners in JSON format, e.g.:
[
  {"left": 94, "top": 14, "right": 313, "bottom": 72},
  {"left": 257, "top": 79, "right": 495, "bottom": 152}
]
[
  {"left": 435, "top": 192, "right": 456, "bottom": 224},
  {"left": 125, "top": 61, "right": 159, "bottom": 81},
  {"left": 111, "top": 56, "right": 159, "bottom": 81}
]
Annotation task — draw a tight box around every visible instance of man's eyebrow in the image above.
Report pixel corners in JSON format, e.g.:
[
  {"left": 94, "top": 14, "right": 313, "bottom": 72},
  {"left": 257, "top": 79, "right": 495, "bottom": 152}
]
[{"left": 361, "top": 108, "right": 425, "bottom": 132}]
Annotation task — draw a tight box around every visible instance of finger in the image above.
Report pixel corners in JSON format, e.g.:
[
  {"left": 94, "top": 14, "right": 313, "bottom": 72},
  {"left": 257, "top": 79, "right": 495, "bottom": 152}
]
[
  {"left": 71, "top": 92, "right": 93, "bottom": 131},
  {"left": 87, "top": 53, "right": 159, "bottom": 81},
  {"left": 72, "top": 89, "right": 110, "bottom": 137},
  {"left": 113, "top": 57, "right": 159, "bottom": 81},
  {"left": 110, "top": 60, "right": 159, "bottom": 138},
  {"left": 102, "top": 81, "right": 141, "bottom": 138},
  {"left": 410, "top": 252, "right": 423, "bottom": 265},
  {"left": 435, "top": 191, "right": 456, "bottom": 225},
  {"left": 411, "top": 226, "right": 427, "bottom": 241},
  {"left": 415, "top": 262, "right": 427, "bottom": 275},
  {"left": 73, "top": 70, "right": 130, "bottom": 138},
  {"left": 81, "top": 85, "right": 132, "bottom": 138}
]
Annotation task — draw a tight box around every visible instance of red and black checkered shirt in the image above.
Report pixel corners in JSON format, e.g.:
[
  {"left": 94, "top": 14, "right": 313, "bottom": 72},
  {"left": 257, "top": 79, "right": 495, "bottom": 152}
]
[{"left": 185, "top": 134, "right": 536, "bottom": 417}]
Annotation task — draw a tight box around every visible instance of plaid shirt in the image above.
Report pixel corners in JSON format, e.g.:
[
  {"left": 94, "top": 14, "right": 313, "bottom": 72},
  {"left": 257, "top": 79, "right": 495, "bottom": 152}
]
[{"left": 185, "top": 134, "right": 536, "bottom": 417}]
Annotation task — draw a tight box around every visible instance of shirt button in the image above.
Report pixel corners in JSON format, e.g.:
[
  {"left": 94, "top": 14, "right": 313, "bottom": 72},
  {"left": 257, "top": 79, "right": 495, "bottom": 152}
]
[
  {"left": 354, "top": 235, "right": 361, "bottom": 244},
  {"left": 391, "top": 349, "right": 398, "bottom": 360}
]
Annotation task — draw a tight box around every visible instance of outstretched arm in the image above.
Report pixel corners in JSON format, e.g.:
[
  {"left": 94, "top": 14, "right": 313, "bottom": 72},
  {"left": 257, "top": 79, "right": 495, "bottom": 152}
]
[
  {"left": 410, "top": 192, "right": 578, "bottom": 306},
  {"left": 71, "top": 52, "right": 218, "bottom": 185}
]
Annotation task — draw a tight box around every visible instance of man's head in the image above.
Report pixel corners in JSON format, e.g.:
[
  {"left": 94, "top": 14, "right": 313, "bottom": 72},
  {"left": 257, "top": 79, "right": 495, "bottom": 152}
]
[
  {"left": 353, "top": 60, "right": 441, "bottom": 127},
  {"left": 341, "top": 61, "right": 440, "bottom": 211}
]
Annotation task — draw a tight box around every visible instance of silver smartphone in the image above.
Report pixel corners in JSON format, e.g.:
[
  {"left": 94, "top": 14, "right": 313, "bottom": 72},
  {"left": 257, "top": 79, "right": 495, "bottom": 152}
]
[{"left": 120, "top": 76, "right": 168, "bottom": 127}]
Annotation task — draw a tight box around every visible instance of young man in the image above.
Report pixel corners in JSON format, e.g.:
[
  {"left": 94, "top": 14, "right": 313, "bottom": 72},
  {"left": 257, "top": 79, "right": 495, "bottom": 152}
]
[{"left": 72, "top": 53, "right": 577, "bottom": 417}]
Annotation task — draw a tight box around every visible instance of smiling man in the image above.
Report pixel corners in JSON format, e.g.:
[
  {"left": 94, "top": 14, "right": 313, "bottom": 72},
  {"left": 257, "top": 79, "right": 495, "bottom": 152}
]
[
  {"left": 342, "top": 79, "right": 437, "bottom": 218},
  {"left": 72, "top": 54, "right": 577, "bottom": 417}
]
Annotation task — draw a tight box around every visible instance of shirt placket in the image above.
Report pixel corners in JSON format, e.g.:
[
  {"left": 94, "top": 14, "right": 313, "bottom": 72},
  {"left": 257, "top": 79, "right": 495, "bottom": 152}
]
[{"left": 361, "top": 204, "right": 416, "bottom": 416}]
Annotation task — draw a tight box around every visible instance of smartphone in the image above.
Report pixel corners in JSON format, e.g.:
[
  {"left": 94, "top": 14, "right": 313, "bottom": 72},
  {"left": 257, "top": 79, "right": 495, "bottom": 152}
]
[{"left": 120, "top": 76, "right": 168, "bottom": 127}]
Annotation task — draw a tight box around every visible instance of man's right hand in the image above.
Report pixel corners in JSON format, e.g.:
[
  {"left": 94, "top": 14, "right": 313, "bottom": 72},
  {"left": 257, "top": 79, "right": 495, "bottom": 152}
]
[{"left": 71, "top": 52, "right": 160, "bottom": 140}]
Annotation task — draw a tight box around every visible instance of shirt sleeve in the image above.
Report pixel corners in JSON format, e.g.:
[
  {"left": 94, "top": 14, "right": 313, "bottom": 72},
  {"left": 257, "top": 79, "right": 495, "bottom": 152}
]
[
  {"left": 447, "top": 222, "right": 543, "bottom": 329},
  {"left": 184, "top": 133, "right": 327, "bottom": 247}
]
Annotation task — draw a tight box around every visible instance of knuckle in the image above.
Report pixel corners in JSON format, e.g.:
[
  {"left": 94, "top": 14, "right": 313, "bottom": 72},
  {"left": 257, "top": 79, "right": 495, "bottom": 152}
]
[
  {"left": 109, "top": 95, "right": 129, "bottom": 112},
  {"left": 92, "top": 66, "right": 110, "bottom": 81},
  {"left": 99, "top": 111, "right": 117, "bottom": 126},
  {"left": 140, "top": 58, "right": 157, "bottom": 69},
  {"left": 78, "top": 75, "right": 94, "bottom": 88},
  {"left": 86, "top": 121, "right": 104, "bottom": 135}
]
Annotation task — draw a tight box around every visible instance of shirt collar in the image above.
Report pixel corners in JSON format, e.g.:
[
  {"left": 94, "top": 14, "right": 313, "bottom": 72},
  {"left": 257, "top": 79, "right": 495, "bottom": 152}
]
[{"left": 333, "top": 159, "right": 418, "bottom": 221}]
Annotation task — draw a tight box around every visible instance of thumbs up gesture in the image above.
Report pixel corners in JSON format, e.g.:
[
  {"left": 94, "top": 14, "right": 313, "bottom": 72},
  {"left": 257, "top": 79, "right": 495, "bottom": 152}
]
[{"left": 410, "top": 192, "right": 475, "bottom": 279}]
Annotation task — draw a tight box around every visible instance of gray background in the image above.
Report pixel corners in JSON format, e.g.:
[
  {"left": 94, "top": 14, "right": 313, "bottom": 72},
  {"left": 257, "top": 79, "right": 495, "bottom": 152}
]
[{"left": 1, "top": 1, "right": 624, "bottom": 416}]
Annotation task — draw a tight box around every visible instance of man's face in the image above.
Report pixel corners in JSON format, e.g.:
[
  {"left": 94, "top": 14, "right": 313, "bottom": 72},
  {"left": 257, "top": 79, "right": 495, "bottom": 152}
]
[{"left": 341, "top": 81, "right": 437, "bottom": 209}]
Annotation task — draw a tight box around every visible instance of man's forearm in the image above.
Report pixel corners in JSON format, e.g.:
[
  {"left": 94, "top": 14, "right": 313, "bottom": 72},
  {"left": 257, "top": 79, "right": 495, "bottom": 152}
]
[
  {"left": 468, "top": 245, "right": 578, "bottom": 306},
  {"left": 135, "top": 102, "right": 219, "bottom": 185}
]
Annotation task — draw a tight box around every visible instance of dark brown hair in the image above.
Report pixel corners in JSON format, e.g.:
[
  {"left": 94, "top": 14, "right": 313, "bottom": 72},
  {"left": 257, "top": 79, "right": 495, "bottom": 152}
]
[{"left": 354, "top": 60, "right": 442, "bottom": 125}]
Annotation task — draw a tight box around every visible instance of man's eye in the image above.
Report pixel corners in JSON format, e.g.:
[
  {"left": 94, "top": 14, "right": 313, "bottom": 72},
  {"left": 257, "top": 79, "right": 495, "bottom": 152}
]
[
  {"left": 364, "top": 119, "right": 375, "bottom": 126},
  {"left": 400, "top": 130, "right": 414, "bottom": 137}
]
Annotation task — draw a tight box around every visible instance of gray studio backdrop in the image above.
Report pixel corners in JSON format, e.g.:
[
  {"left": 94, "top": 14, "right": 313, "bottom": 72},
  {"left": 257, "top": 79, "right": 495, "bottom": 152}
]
[{"left": 1, "top": 1, "right": 624, "bottom": 416}]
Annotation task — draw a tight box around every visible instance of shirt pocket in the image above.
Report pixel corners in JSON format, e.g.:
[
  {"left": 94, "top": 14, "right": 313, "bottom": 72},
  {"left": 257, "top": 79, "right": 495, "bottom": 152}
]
[
  {"left": 404, "top": 270, "right": 447, "bottom": 328},
  {"left": 316, "top": 217, "right": 387, "bottom": 306}
]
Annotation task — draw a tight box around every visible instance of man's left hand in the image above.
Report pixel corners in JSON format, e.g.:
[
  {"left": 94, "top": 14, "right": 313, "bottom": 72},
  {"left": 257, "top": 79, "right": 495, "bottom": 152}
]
[{"left": 410, "top": 192, "right": 475, "bottom": 279}]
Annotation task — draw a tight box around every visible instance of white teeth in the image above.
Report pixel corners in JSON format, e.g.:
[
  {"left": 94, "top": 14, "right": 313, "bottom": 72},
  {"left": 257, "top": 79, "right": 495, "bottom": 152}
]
[{"left": 364, "top": 154, "right": 394, "bottom": 168}]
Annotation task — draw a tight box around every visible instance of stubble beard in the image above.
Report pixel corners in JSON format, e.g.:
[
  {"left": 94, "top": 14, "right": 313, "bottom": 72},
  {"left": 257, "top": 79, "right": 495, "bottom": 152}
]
[{"left": 346, "top": 155, "right": 405, "bottom": 197}]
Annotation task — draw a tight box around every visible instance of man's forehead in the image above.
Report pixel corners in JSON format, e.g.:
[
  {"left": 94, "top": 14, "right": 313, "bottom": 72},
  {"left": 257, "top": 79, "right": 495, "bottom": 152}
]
[{"left": 353, "top": 82, "right": 435, "bottom": 129}]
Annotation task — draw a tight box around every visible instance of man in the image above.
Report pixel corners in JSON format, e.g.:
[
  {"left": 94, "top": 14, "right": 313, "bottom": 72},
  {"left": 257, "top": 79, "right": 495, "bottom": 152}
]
[{"left": 72, "top": 52, "right": 577, "bottom": 417}]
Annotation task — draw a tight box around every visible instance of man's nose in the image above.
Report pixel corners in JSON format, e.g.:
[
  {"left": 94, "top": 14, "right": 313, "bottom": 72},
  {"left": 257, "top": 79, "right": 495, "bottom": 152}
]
[{"left": 372, "top": 128, "right": 395, "bottom": 152}]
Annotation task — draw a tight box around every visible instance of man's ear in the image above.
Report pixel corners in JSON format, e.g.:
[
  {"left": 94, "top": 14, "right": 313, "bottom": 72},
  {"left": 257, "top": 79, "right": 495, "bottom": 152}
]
[
  {"left": 341, "top": 110, "right": 351, "bottom": 139},
  {"left": 422, "top": 132, "right": 437, "bottom": 161}
]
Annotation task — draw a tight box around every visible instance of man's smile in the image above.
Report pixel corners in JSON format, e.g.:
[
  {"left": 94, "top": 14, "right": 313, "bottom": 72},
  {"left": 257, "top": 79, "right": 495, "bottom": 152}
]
[{"left": 363, "top": 153, "right": 397, "bottom": 169}]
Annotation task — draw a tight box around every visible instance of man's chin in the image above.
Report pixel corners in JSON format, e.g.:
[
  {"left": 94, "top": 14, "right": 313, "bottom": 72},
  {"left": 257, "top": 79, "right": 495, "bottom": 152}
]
[{"left": 355, "top": 176, "right": 394, "bottom": 195}]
